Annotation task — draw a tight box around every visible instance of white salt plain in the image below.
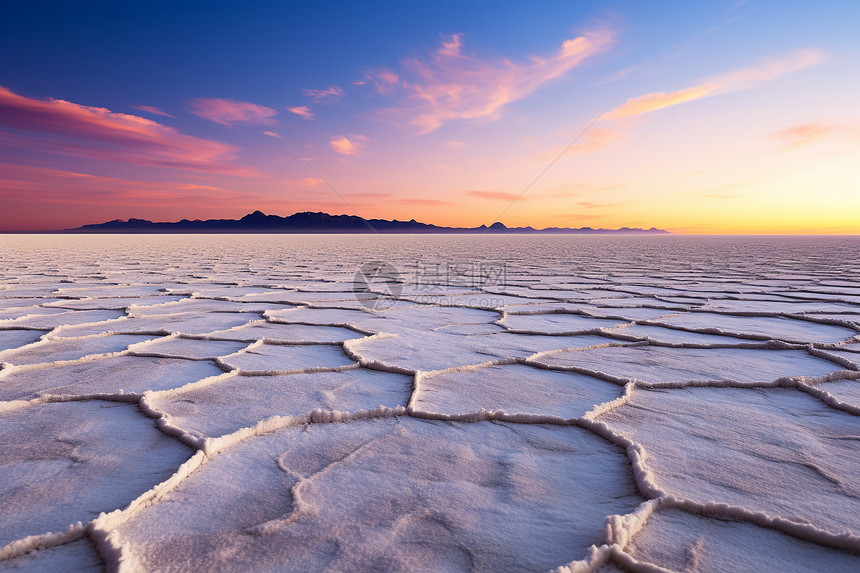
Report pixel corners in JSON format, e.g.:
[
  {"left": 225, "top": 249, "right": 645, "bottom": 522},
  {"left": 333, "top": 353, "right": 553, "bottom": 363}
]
[{"left": 0, "top": 234, "right": 858, "bottom": 572}]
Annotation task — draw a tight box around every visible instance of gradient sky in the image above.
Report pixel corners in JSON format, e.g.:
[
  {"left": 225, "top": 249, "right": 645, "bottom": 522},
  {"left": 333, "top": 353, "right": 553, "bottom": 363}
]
[{"left": 1, "top": 0, "right": 858, "bottom": 233}]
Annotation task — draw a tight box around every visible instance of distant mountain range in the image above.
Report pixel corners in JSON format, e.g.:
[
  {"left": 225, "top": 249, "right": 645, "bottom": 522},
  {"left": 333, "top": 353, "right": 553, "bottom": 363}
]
[{"left": 66, "top": 210, "right": 670, "bottom": 234}]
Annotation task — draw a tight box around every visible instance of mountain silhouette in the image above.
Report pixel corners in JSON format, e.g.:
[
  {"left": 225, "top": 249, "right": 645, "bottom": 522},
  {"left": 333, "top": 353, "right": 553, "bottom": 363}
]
[{"left": 67, "top": 211, "right": 670, "bottom": 234}]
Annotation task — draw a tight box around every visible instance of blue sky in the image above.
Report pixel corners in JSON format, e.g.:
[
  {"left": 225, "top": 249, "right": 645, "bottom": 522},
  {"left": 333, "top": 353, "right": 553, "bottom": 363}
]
[{"left": 1, "top": 0, "right": 858, "bottom": 231}]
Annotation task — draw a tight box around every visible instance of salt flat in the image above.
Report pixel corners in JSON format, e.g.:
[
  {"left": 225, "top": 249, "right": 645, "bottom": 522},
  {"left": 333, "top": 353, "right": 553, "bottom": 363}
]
[{"left": 0, "top": 234, "right": 858, "bottom": 572}]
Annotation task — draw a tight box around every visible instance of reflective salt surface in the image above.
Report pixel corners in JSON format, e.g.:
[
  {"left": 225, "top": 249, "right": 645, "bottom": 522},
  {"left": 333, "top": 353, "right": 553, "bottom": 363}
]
[{"left": 0, "top": 234, "right": 858, "bottom": 572}]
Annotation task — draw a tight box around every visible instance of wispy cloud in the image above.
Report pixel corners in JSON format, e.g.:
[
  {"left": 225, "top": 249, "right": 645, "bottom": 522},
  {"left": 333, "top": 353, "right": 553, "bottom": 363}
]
[
  {"left": 189, "top": 98, "right": 278, "bottom": 126},
  {"left": 606, "top": 86, "right": 711, "bottom": 119},
  {"left": 597, "top": 66, "right": 641, "bottom": 85},
  {"left": 370, "top": 28, "right": 615, "bottom": 134},
  {"left": 344, "top": 192, "right": 390, "bottom": 200},
  {"left": 606, "top": 49, "right": 824, "bottom": 120},
  {"left": 554, "top": 212, "right": 612, "bottom": 221},
  {"left": 438, "top": 33, "right": 464, "bottom": 57},
  {"left": 342, "top": 192, "right": 454, "bottom": 207},
  {"left": 0, "top": 163, "right": 233, "bottom": 204},
  {"left": 770, "top": 120, "right": 860, "bottom": 149},
  {"left": 359, "top": 69, "right": 401, "bottom": 94},
  {"left": 575, "top": 200, "right": 620, "bottom": 209},
  {"left": 284, "top": 177, "right": 324, "bottom": 187},
  {"left": 398, "top": 197, "right": 456, "bottom": 206},
  {"left": 541, "top": 183, "right": 624, "bottom": 199},
  {"left": 464, "top": 190, "right": 621, "bottom": 207},
  {"left": 0, "top": 85, "right": 252, "bottom": 174},
  {"left": 330, "top": 134, "right": 366, "bottom": 156},
  {"left": 302, "top": 86, "right": 345, "bottom": 103},
  {"left": 286, "top": 105, "right": 315, "bottom": 119},
  {"left": 131, "top": 105, "right": 173, "bottom": 118},
  {"left": 465, "top": 190, "right": 530, "bottom": 201},
  {"left": 538, "top": 183, "right": 626, "bottom": 199}
]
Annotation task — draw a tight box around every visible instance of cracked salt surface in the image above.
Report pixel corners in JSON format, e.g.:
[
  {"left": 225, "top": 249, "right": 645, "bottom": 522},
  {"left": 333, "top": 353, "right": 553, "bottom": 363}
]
[
  {"left": 0, "top": 234, "right": 858, "bottom": 571},
  {"left": 206, "top": 320, "right": 365, "bottom": 343},
  {"left": 624, "top": 508, "right": 860, "bottom": 572},
  {"left": 601, "top": 388, "right": 859, "bottom": 534},
  {"left": 148, "top": 368, "right": 412, "bottom": 439},
  {"left": 220, "top": 342, "right": 357, "bottom": 373},
  {"left": 114, "top": 418, "right": 643, "bottom": 572},
  {"left": 0, "top": 334, "right": 157, "bottom": 366},
  {"left": 813, "top": 380, "right": 860, "bottom": 409},
  {"left": 0, "top": 401, "right": 192, "bottom": 547},
  {"left": 0, "top": 539, "right": 102, "bottom": 572},
  {"left": 0, "top": 355, "right": 225, "bottom": 400},
  {"left": 648, "top": 312, "right": 856, "bottom": 344},
  {"left": 0, "top": 330, "right": 46, "bottom": 352},
  {"left": 412, "top": 363, "right": 623, "bottom": 420},
  {"left": 531, "top": 346, "right": 843, "bottom": 384}
]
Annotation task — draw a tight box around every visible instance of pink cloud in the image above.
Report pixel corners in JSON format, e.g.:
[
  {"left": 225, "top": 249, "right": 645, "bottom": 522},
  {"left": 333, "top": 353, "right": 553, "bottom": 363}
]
[
  {"left": 542, "top": 183, "right": 623, "bottom": 199},
  {"left": 575, "top": 200, "right": 620, "bottom": 209},
  {"left": 438, "top": 33, "right": 463, "bottom": 57},
  {"left": 132, "top": 104, "right": 173, "bottom": 117},
  {"left": 0, "top": 163, "right": 238, "bottom": 204},
  {"left": 770, "top": 120, "right": 860, "bottom": 149},
  {"left": 398, "top": 197, "right": 456, "bottom": 206},
  {"left": 345, "top": 192, "right": 391, "bottom": 200},
  {"left": 377, "top": 70, "right": 399, "bottom": 85},
  {"left": 284, "top": 177, "right": 324, "bottom": 187},
  {"left": 465, "top": 190, "right": 525, "bottom": 201},
  {"left": 330, "top": 134, "right": 366, "bottom": 156},
  {"left": 0, "top": 129, "right": 252, "bottom": 176},
  {"left": 189, "top": 98, "right": 278, "bottom": 126},
  {"left": 286, "top": 105, "right": 315, "bottom": 119},
  {"left": 341, "top": 192, "right": 454, "bottom": 207},
  {"left": 372, "top": 28, "right": 615, "bottom": 133},
  {"left": 554, "top": 212, "right": 612, "bottom": 221},
  {"left": 606, "top": 49, "right": 824, "bottom": 120},
  {"left": 302, "top": 86, "right": 345, "bottom": 103},
  {"left": 0, "top": 86, "right": 252, "bottom": 174},
  {"left": 358, "top": 69, "right": 401, "bottom": 94}
]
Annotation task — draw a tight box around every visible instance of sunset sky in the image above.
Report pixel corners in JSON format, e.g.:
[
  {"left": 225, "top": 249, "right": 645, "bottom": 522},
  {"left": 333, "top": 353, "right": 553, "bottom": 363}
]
[{"left": 1, "top": 0, "right": 858, "bottom": 233}]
